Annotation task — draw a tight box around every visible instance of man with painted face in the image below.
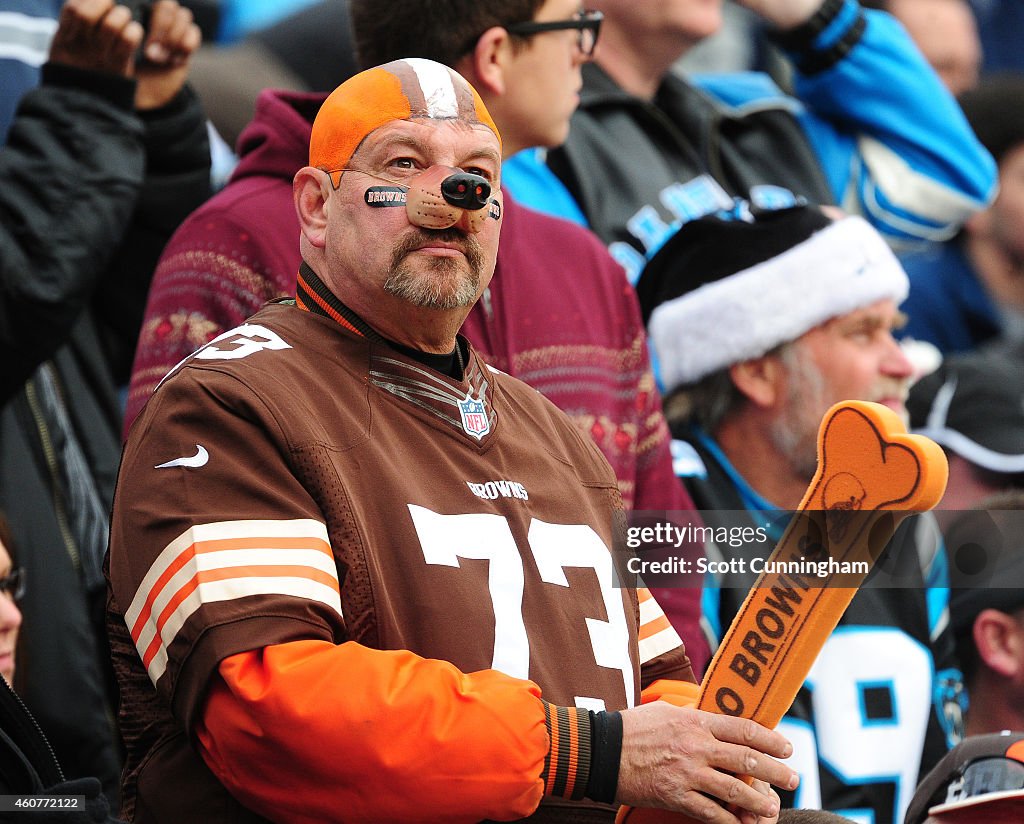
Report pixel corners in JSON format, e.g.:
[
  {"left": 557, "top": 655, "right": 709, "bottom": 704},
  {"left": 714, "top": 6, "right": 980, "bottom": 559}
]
[
  {"left": 127, "top": 0, "right": 708, "bottom": 676},
  {"left": 106, "top": 60, "right": 799, "bottom": 824}
]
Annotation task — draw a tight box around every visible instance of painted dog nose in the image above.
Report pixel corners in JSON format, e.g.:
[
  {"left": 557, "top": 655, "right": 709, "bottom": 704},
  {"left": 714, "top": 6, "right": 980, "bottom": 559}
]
[
  {"left": 441, "top": 172, "right": 491, "bottom": 210},
  {"left": 405, "top": 166, "right": 498, "bottom": 233}
]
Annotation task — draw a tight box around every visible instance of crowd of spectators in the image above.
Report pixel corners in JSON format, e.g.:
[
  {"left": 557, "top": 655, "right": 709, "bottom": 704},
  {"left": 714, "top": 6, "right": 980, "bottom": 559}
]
[{"left": 2, "top": 1, "right": 1023, "bottom": 822}]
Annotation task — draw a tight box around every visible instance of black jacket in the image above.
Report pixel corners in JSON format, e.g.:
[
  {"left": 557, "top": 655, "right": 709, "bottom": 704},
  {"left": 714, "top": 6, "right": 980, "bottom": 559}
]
[
  {"left": 0, "top": 675, "right": 123, "bottom": 823},
  {"left": 0, "top": 64, "right": 143, "bottom": 403},
  {"left": 0, "top": 63, "right": 210, "bottom": 805},
  {"left": 547, "top": 61, "right": 832, "bottom": 255}
]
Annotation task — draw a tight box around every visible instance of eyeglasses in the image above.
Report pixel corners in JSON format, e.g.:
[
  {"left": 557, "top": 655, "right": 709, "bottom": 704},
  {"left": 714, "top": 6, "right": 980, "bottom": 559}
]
[
  {"left": 505, "top": 9, "right": 603, "bottom": 58},
  {"left": 0, "top": 568, "right": 25, "bottom": 603}
]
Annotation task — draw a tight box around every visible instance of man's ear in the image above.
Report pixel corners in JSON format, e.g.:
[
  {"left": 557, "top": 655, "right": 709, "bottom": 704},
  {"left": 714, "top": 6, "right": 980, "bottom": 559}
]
[
  {"left": 973, "top": 608, "right": 1024, "bottom": 678},
  {"left": 294, "top": 167, "right": 330, "bottom": 249},
  {"left": 730, "top": 355, "right": 784, "bottom": 409},
  {"left": 458, "top": 26, "right": 511, "bottom": 96}
]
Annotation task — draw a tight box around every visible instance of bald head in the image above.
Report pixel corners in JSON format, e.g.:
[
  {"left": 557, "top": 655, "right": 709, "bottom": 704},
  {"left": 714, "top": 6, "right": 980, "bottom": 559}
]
[{"left": 310, "top": 58, "right": 501, "bottom": 187}]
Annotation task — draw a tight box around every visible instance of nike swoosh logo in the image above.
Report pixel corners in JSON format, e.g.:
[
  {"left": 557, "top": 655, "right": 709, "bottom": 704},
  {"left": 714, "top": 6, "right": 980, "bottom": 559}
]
[{"left": 155, "top": 445, "right": 209, "bottom": 469}]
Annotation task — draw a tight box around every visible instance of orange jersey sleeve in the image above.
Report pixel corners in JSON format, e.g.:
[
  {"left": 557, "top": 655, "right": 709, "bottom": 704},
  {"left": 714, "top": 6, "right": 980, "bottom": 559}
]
[{"left": 195, "top": 639, "right": 594, "bottom": 823}]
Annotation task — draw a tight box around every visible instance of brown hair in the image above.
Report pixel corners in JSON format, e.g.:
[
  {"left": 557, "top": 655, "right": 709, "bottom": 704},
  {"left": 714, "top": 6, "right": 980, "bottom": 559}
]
[
  {"left": 0, "top": 513, "right": 14, "bottom": 565},
  {"left": 350, "top": 0, "right": 545, "bottom": 70},
  {"left": 779, "top": 811, "right": 857, "bottom": 823}
]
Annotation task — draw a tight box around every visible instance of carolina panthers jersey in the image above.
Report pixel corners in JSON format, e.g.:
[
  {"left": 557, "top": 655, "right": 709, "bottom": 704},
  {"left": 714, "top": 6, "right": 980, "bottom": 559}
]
[{"left": 107, "top": 301, "right": 691, "bottom": 823}]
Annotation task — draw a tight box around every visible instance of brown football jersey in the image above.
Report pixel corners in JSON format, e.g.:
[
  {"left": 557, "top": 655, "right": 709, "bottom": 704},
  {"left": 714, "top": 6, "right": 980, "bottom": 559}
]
[{"left": 108, "top": 302, "right": 690, "bottom": 822}]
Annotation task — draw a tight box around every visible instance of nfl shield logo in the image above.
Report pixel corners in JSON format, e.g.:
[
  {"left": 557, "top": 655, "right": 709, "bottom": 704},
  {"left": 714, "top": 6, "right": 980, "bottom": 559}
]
[{"left": 458, "top": 393, "right": 490, "bottom": 440}]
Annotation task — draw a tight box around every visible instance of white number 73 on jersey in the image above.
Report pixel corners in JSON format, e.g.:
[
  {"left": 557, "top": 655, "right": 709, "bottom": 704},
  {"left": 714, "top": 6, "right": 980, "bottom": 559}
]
[{"left": 408, "top": 505, "right": 635, "bottom": 711}]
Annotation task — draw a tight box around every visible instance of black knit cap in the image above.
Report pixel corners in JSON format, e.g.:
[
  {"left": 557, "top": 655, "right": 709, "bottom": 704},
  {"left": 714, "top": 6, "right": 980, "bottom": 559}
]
[
  {"left": 958, "top": 74, "right": 1024, "bottom": 165},
  {"left": 635, "top": 206, "right": 832, "bottom": 327}
]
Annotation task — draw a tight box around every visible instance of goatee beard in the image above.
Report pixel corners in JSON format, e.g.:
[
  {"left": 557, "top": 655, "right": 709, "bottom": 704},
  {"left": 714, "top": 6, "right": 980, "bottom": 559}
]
[{"left": 383, "top": 228, "right": 484, "bottom": 310}]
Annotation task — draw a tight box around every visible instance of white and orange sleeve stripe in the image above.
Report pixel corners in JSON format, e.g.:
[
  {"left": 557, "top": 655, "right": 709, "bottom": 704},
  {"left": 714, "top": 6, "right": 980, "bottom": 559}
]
[
  {"left": 125, "top": 519, "right": 342, "bottom": 685},
  {"left": 637, "top": 587, "right": 683, "bottom": 665}
]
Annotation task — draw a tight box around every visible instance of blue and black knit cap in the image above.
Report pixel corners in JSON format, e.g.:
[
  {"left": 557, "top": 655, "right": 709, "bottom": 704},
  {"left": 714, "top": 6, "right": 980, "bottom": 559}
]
[
  {"left": 905, "top": 731, "right": 1024, "bottom": 823},
  {"left": 635, "top": 206, "right": 909, "bottom": 395}
]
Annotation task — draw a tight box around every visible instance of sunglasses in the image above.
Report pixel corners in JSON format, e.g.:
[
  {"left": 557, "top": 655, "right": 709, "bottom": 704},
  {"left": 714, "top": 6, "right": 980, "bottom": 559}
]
[
  {"left": 0, "top": 568, "right": 24, "bottom": 603},
  {"left": 505, "top": 9, "right": 603, "bottom": 58}
]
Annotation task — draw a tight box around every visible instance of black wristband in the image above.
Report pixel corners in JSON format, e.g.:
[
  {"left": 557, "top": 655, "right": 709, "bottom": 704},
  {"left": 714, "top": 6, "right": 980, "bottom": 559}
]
[
  {"left": 586, "top": 710, "right": 623, "bottom": 804},
  {"left": 800, "top": 11, "right": 866, "bottom": 74}
]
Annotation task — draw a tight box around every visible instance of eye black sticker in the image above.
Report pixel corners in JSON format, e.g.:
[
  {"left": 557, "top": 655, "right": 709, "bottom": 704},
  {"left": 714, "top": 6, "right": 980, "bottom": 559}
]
[{"left": 365, "top": 187, "right": 408, "bottom": 207}]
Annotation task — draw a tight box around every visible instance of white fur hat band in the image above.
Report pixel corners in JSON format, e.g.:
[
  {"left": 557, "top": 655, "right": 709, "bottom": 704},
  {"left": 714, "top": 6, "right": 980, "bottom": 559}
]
[{"left": 636, "top": 208, "right": 909, "bottom": 393}]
